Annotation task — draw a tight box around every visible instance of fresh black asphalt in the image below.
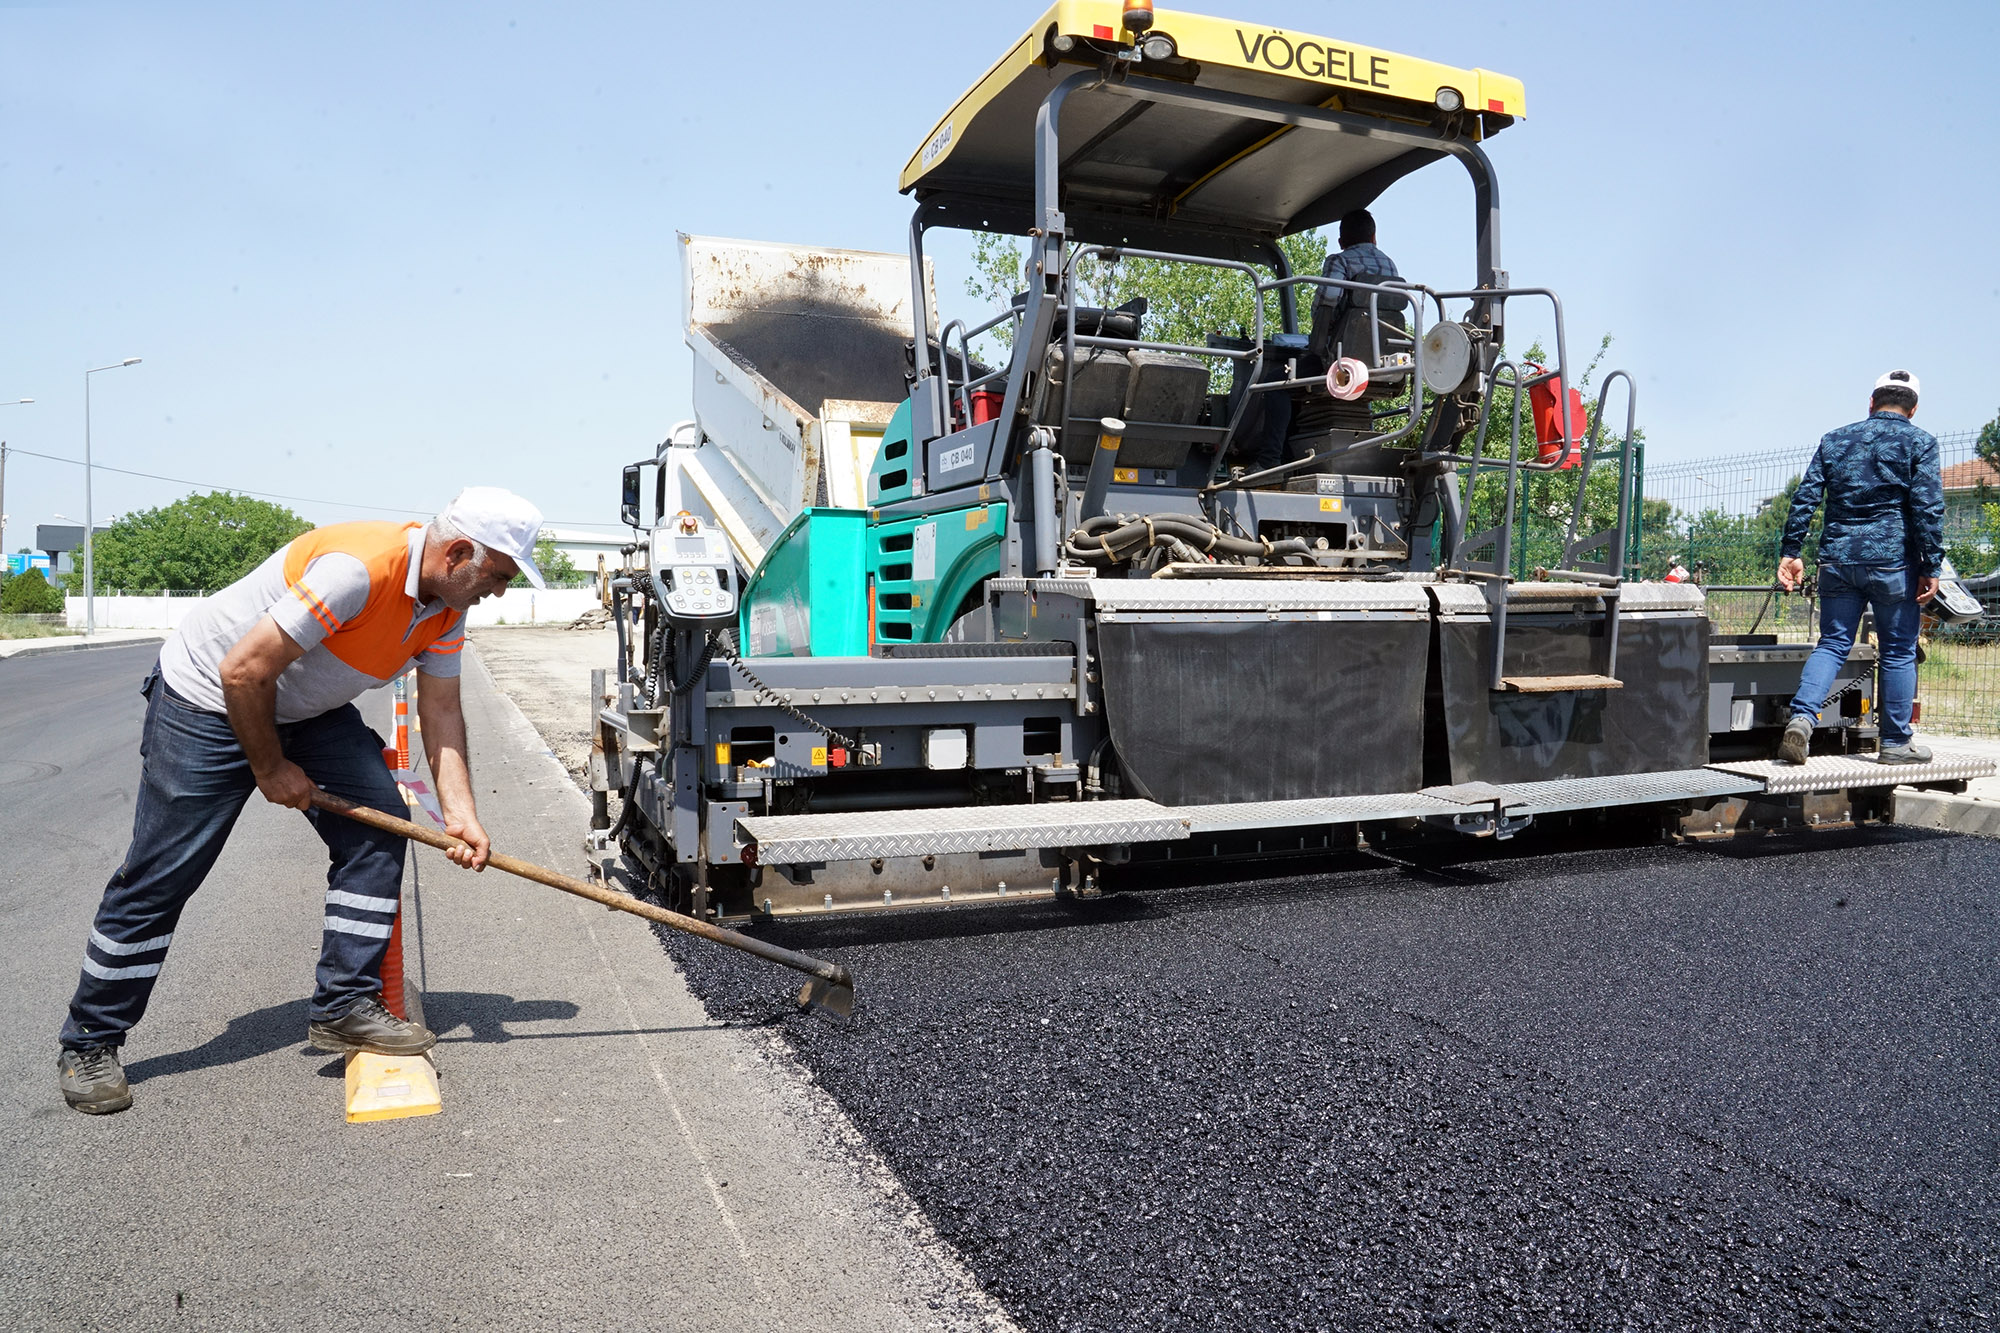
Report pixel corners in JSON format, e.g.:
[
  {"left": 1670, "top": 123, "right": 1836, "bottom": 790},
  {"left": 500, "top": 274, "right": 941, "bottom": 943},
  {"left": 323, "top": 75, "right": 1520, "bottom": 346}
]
[{"left": 659, "top": 824, "right": 2000, "bottom": 1330}]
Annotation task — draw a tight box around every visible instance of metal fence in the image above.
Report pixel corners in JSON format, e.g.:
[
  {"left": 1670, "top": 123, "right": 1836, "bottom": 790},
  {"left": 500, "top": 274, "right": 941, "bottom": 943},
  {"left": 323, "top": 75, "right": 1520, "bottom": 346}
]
[{"left": 1639, "top": 428, "right": 2000, "bottom": 737}]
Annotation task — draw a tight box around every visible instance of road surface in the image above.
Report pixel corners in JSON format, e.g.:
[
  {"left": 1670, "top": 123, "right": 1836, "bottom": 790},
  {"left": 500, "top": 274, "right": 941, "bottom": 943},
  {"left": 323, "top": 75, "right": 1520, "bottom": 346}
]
[{"left": 0, "top": 641, "right": 1007, "bottom": 1332}]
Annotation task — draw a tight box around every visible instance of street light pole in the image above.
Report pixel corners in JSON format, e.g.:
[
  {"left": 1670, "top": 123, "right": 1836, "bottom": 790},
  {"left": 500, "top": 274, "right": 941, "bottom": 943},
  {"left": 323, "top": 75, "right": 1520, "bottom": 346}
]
[
  {"left": 83, "top": 361, "right": 140, "bottom": 636},
  {"left": 0, "top": 399, "right": 32, "bottom": 563}
]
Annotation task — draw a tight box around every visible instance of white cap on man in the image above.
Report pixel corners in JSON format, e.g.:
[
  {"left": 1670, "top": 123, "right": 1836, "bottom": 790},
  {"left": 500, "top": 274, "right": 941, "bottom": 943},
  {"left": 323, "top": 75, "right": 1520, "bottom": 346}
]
[
  {"left": 441, "top": 486, "right": 546, "bottom": 588},
  {"left": 1874, "top": 369, "right": 1920, "bottom": 400}
]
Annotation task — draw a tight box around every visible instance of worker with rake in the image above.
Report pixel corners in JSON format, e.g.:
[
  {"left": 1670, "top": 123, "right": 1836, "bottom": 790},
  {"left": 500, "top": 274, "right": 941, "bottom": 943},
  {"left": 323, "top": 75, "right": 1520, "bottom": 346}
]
[
  {"left": 55, "top": 488, "right": 545, "bottom": 1114},
  {"left": 1775, "top": 371, "right": 1943, "bottom": 766}
]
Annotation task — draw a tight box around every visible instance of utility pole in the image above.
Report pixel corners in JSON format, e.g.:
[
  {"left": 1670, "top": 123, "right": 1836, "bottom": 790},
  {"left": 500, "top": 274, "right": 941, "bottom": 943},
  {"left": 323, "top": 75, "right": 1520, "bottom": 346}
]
[
  {"left": 83, "top": 363, "right": 139, "bottom": 634},
  {"left": 0, "top": 400, "right": 32, "bottom": 564}
]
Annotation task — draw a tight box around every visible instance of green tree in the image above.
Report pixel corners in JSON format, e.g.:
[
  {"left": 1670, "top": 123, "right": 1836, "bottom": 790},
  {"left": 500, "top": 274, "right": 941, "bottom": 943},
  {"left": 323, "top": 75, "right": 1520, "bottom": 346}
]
[
  {"left": 0, "top": 567, "right": 64, "bottom": 613},
  {"left": 965, "top": 230, "right": 1331, "bottom": 387},
  {"left": 90, "top": 492, "right": 312, "bottom": 592},
  {"left": 1973, "top": 405, "right": 2000, "bottom": 507},
  {"left": 511, "top": 535, "right": 579, "bottom": 588}
]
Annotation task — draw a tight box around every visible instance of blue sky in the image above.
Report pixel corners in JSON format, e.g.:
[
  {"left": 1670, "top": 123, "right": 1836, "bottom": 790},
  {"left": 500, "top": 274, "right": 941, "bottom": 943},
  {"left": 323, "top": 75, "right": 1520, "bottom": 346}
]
[{"left": 3, "top": 0, "right": 1996, "bottom": 547}]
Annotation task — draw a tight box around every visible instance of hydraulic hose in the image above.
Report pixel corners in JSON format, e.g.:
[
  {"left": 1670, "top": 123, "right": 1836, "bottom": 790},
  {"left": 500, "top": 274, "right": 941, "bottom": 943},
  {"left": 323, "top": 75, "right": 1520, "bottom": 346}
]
[{"left": 1063, "top": 512, "right": 1313, "bottom": 567}]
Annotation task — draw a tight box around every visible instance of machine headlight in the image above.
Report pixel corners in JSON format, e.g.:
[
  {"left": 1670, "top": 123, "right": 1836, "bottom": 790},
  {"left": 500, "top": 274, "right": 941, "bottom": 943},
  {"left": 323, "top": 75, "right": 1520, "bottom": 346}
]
[
  {"left": 1139, "top": 33, "right": 1175, "bottom": 61},
  {"left": 1435, "top": 87, "right": 1465, "bottom": 112}
]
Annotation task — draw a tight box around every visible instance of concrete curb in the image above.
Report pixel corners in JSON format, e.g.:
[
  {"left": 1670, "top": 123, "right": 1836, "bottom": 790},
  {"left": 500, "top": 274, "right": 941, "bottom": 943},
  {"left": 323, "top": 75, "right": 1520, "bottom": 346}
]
[
  {"left": 0, "top": 632, "right": 165, "bottom": 661},
  {"left": 1891, "top": 787, "right": 2000, "bottom": 838}
]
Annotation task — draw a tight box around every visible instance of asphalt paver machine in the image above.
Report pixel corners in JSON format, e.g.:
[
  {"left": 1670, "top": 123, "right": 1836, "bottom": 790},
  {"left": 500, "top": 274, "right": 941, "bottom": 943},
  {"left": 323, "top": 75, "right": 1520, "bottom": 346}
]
[{"left": 592, "top": 3, "right": 1990, "bottom": 921}]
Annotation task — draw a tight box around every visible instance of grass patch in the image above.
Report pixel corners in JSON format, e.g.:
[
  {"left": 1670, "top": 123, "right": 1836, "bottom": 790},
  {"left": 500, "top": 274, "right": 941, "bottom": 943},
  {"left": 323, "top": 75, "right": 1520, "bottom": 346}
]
[
  {"left": 0, "top": 614, "right": 75, "bottom": 640},
  {"left": 1919, "top": 634, "right": 2000, "bottom": 738}
]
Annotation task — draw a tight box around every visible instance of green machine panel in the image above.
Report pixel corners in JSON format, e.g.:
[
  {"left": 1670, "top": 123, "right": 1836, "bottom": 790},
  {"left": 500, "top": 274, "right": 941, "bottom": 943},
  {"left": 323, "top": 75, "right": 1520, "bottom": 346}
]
[
  {"left": 739, "top": 508, "right": 868, "bottom": 657},
  {"left": 867, "top": 400, "right": 916, "bottom": 506},
  {"left": 870, "top": 503, "right": 1007, "bottom": 643}
]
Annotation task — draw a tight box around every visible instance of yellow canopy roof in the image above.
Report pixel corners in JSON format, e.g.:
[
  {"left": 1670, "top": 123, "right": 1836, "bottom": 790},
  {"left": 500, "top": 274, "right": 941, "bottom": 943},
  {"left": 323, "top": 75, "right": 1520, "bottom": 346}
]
[{"left": 902, "top": 3, "right": 1525, "bottom": 252}]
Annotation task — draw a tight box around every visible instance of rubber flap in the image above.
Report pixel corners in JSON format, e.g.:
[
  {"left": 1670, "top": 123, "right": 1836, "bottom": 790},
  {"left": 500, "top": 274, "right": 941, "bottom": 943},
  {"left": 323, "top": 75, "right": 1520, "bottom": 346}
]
[
  {"left": 1440, "top": 614, "right": 1710, "bottom": 783},
  {"left": 1096, "top": 617, "right": 1427, "bottom": 805}
]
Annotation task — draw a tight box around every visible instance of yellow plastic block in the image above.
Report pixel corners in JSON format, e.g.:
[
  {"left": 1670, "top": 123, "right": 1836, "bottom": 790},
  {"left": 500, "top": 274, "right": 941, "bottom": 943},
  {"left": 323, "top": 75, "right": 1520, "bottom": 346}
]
[{"left": 344, "top": 1051, "right": 441, "bottom": 1123}]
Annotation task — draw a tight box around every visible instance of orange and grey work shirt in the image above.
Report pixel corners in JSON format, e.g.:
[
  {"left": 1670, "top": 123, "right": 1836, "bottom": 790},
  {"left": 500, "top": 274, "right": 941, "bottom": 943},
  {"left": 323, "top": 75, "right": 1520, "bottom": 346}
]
[{"left": 158, "top": 521, "right": 466, "bottom": 722}]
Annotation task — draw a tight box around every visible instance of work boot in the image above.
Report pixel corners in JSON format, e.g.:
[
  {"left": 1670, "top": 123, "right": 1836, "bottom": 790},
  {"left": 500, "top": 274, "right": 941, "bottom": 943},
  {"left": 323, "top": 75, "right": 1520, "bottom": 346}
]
[
  {"left": 1878, "top": 741, "right": 1934, "bottom": 765},
  {"left": 308, "top": 996, "right": 436, "bottom": 1056},
  {"left": 59, "top": 1045, "right": 132, "bottom": 1115},
  {"left": 1777, "top": 716, "right": 1813, "bottom": 765}
]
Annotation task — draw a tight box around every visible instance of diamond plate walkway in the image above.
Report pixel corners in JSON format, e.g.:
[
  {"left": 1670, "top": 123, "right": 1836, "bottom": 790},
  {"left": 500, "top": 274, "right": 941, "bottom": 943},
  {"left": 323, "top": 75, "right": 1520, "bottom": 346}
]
[{"left": 738, "top": 754, "right": 1995, "bottom": 865}]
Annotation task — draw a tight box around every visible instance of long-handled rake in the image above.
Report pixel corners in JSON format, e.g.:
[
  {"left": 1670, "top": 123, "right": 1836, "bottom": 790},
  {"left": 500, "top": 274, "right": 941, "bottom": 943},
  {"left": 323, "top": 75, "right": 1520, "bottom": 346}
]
[{"left": 309, "top": 789, "right": 853, "bottom": 1017}]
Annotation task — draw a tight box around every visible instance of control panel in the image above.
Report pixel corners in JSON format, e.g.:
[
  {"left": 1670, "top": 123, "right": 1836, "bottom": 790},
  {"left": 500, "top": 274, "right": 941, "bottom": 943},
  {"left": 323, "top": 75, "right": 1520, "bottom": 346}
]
[{"left": 650, "top": 515, "right": 737, "bottom": 628}]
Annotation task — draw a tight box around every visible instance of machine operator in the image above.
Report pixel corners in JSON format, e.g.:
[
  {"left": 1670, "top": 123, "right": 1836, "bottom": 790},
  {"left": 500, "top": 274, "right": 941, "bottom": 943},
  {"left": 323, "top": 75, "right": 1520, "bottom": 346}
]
[
  {"left": 54, "top": 487, "right": 546, "bottom": 1115},
  {"left": 1248, "top": 209, "right": 1403, "bottom": 473},
  {"left": 1774, "top": 371, "right": 1942, "bottom": 766}
]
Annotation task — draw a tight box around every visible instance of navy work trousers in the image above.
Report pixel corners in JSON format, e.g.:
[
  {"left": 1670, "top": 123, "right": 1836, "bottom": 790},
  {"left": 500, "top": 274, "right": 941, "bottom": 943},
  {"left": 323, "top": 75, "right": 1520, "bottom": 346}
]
[
  {"left": 59, "top": 667, "right": 408, "bottom": 1050},
  {"left": 1788, "top": 564, "right": 1922, "bottom": 748}
]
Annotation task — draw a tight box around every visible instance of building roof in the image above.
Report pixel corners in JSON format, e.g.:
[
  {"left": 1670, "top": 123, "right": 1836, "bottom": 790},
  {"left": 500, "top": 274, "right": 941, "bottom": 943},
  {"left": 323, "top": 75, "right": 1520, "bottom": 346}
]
[
  {"left": 1941, "top": 457, "right": 2000, "bottom": 492},
  {"left": 540, "top": 527, "right": 628, "bottom": 546}
]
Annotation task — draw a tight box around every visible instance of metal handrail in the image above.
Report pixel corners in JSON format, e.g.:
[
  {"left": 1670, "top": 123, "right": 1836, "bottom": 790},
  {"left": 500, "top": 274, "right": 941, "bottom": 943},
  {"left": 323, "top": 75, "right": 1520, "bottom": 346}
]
[
  {"left": 937, "top": 306, "right": 1021, "bottom": 426},
  {"left": 1203, "top": 271, "right": 1442, "bottom": 492},
  {"left": 1559, "top": 370, "right": 1639, "bottom": 576},
  {"left": 1408, "top": 285, "right": 1571, "bottom": 466},
  {"left": 1449, "top": 358, "right": 1529, "bottom": 578},
  {"left": 1058, "top": 244, "right": 1266, "bottom": 457},
  {"left": 1259, "top": 272, "right": 1434, "bottom": 370}
]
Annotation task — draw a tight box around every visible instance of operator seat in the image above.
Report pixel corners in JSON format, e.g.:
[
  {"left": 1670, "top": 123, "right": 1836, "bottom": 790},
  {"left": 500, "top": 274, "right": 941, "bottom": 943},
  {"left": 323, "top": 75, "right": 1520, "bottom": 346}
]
[{"left": 1309, "top": 284, "right": 1412, "bottom": 380}]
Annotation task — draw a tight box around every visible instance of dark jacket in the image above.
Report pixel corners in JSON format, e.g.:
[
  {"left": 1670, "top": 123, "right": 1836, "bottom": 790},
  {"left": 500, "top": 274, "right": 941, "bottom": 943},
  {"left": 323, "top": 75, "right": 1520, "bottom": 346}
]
[{"left": 1779, "top": 411, "right": 1944, "bottom": 575}]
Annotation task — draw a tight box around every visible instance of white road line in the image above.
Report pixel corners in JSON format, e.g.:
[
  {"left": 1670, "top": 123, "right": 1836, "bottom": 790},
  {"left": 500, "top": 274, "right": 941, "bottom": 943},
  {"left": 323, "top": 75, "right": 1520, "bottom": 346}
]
[{"left": 578, "top": 907, "right": 762, "bottom": 1283}]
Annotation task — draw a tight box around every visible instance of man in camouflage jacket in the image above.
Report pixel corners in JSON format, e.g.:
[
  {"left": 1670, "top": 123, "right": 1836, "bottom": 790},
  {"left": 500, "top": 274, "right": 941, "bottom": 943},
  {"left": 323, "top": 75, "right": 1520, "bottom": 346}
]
[{"left": 1774, "top": 370, "right": 1942, "bottom": 764}]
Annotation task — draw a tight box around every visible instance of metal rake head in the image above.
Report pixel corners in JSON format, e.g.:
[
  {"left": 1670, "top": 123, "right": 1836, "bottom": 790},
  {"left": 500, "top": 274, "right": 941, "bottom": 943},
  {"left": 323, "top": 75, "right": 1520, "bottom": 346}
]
[{"left": 797, "top": 976, "right": 855, "bottom": 1020}]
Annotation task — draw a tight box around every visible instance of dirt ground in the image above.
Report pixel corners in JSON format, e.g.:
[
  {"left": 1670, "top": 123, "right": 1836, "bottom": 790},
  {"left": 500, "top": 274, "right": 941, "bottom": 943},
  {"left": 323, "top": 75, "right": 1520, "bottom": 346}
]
[{"left": 465, "top": 625, "right": 614, "bottom": 792}]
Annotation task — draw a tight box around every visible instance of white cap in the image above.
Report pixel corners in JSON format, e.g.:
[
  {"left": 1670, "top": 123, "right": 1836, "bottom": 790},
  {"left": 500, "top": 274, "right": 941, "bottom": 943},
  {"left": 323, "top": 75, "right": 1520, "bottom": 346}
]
[
  {"left": 440, "top": 486, "right": 545, "bottom": 587},
  {"left": 1874, "top": 368, "right": 1920, "bottom": 400}
]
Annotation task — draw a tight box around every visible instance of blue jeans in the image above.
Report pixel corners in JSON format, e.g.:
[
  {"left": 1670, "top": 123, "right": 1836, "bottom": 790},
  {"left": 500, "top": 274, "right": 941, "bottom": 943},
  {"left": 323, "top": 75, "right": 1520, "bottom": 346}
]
[
  {"left": 60, "top": 668, "right": 408, "bottom": 1050},
  {"left": 1789, "top": 564, "right": 1921, "bottom": 748}
]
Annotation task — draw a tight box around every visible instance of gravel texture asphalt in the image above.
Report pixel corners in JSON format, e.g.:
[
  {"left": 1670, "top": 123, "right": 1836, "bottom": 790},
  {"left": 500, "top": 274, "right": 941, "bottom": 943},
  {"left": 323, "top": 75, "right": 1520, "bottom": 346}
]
[{"left": 657, "top": 825, "right": 2000, "bottom": 1331}]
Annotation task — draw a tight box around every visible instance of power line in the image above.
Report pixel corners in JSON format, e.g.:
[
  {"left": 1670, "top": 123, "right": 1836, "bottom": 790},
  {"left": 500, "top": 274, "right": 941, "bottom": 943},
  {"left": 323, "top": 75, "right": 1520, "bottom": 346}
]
[
  {"left": 2, "top": 445, "right": 629, "bottom": 529},
  {"left": 6, "top": 445, "right": 425, "bottom": 516}
]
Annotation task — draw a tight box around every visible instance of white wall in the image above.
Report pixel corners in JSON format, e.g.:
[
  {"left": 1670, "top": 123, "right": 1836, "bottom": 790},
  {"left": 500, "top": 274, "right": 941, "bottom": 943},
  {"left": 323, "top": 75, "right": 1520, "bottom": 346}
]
[
  {"left": 65, "top": 593, "right": 208, "bottom": 630},
  {"left": 461, "top": 587, "right": 600, "bottom": 626},
  {"left": 69, "top": 587, "right": 601, "bottom": 630}
]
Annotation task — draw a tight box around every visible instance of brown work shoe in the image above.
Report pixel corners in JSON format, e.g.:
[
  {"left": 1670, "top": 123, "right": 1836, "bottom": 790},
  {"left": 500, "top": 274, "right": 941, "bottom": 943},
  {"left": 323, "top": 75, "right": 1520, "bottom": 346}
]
[
  {"left": 308, "top": 996, "right": 436, "bottom": 1056},
  {"left": 59, "top": 1045, "right": 133, "bottom": 1115}
]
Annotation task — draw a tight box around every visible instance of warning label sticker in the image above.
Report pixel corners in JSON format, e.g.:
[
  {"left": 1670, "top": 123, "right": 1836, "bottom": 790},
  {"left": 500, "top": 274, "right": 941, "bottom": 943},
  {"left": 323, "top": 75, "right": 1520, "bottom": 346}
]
[
  {"left": 913, "top": 522, "right": 937, "bottom": 581},
  {"left": 749, "top": 603, "right": 779, "bottom": 655},
  {"left": 1319, "top": 497, "right": 1344, "bottom": 512}
]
